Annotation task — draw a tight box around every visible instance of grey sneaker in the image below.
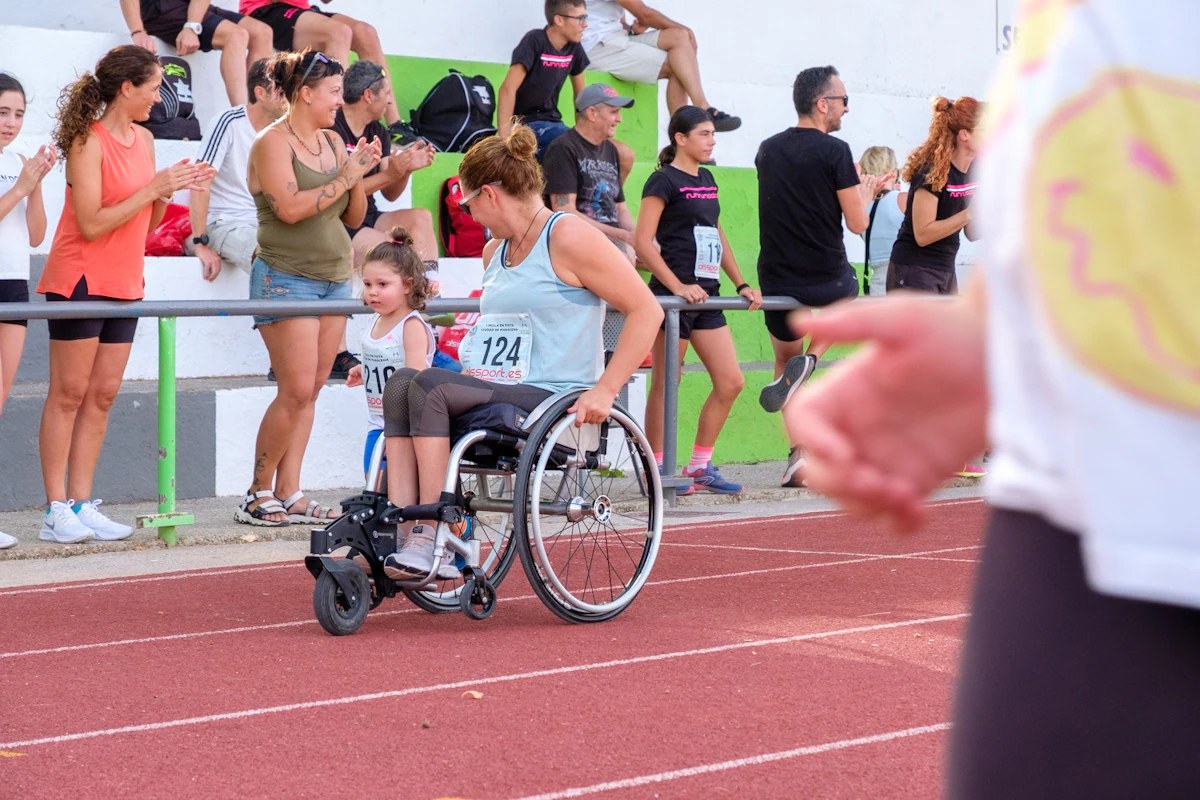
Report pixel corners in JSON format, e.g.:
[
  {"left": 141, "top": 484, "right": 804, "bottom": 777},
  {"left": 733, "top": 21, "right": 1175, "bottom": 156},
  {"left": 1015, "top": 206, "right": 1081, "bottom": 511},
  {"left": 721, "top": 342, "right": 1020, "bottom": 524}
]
[
  {"left": 781, "top": 447, "right": 807, "bottom": 488},
  {"left": 384, "top": 524, "right": 436, "bottom": 578},
  {"left": 0, "top": 530, "right": 17, "bottom": 550},
  {"left": 759, "top": 354, "right": 818, "bottom": 413}
]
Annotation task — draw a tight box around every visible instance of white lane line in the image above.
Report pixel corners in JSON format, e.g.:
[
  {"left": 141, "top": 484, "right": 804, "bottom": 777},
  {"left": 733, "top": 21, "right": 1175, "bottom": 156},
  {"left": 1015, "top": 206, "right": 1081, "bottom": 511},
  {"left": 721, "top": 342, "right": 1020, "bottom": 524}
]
[
  {"left": 511, "top": 722, "right": 953, "bottom": 800},
  {"left": 0, "top": 499, "right": 984, "bottom": 597},
  {"left": 0, "top": 613, "right": 967, "bottom": 750},
  {"left": 0, "top": 563, "right": 298, "bottom": 597},
  {"left": 665, "top": 543, "right": 982, "bottom": 559},
  {"left": 0, "top": 550, "right": 963, "bottom": 660}
]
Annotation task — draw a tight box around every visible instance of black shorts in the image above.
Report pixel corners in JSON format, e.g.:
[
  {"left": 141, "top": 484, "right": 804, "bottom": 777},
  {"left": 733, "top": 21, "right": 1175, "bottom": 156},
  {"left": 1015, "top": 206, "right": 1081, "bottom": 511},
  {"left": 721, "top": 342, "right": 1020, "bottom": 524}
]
[
  {"left": 344, "top": 207, "right": 382, "bottom": 241},
  {"left": 141, "top": 0, "right": 243, "bottom": 52},
  {"left": 249, "top": 3, "right": 334, "bottom": 52},
  {"left": 948, "top": 508, "right": 1200, "bottom": 799},
  {"left": 650, "top": 283, "right": 726, "bottom": 340},
  {"left": 886, "top": 261, "right": 958, "bottom": 295},
  {"left": 0, "top": 279, "right": 30, "bottom": 328},
  {"left": 761, "top": 269, "right": 859, "bottom": 343},
  {"left": 45, "top": 277, "right": 140, "bottom": 344}
]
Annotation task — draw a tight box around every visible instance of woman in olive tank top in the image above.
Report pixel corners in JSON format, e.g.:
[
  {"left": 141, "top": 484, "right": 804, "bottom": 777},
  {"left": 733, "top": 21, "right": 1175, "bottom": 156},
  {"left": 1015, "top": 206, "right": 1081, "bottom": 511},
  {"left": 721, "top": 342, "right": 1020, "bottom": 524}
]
[{"left": 238, "top": 50, "right": 382, "bottom": 527}]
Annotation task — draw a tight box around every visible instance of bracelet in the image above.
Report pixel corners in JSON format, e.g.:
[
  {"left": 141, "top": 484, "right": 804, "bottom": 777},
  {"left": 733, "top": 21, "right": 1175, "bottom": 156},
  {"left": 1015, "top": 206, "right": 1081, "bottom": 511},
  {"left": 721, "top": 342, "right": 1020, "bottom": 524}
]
[
  {"left": 130, "top": 29, "right": 145, "bottom": 37},
  {"left": 735, "top": 283, "right": 751, "bottom": 293}
]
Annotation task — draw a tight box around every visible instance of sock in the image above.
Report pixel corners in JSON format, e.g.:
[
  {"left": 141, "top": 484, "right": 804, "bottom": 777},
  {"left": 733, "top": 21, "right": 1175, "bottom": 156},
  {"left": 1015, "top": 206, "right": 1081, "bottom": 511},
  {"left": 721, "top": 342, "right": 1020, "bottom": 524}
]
[
  {"left": 686, "top": 446, "right": 714, "bottom": 472},
  {"left": 654, "top": 452, "right": 663, "bottom": 468},
  {"left": 71, "top": 502, "right": 84, "bottom": 513}
]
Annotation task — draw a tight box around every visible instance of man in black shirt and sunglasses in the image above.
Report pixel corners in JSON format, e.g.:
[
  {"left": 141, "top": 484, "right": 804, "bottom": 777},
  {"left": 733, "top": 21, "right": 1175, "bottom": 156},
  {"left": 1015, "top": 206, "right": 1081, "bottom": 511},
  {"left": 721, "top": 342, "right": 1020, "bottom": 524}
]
[{"left": 755, "top": 65, "right": 889, "bottom": 487}]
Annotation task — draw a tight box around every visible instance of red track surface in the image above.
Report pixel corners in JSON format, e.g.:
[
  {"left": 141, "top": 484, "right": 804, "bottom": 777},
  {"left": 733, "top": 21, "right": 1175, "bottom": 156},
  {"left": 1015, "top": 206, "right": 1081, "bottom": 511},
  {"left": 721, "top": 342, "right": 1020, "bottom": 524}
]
[{"left": 0, "top": 500, "right": 986, "bottom": 799}]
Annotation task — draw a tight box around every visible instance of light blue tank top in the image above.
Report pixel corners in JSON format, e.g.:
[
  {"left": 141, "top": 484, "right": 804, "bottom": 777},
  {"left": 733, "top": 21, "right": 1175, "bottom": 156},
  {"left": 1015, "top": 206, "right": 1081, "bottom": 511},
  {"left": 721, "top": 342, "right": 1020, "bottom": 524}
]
[
  {"left": 866, "top": 190, "right": 905, "bottom": 266},
  {"left": 481, "top": 212, "right": 606, "bottom": 394}
]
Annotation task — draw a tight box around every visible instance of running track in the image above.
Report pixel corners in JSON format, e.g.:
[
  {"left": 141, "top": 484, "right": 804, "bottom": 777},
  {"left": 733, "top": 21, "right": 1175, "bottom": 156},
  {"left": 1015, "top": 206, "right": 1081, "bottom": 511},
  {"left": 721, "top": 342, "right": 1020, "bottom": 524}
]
[{"left": 0, "top": 500, "right": 986, "bottom": 799}]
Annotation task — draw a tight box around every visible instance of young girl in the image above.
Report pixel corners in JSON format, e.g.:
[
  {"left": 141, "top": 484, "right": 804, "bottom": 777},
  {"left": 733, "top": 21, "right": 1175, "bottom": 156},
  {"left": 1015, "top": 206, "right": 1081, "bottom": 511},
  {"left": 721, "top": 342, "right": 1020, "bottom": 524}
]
[
  {"left": 635, "top": 106, "right": 762, "bottom": 495},
  {"left": 346, "top": 226, "right": 437, "bottom": 481},
  {"left": 0, "top": 73, "right": 55, "bottom": 550}
]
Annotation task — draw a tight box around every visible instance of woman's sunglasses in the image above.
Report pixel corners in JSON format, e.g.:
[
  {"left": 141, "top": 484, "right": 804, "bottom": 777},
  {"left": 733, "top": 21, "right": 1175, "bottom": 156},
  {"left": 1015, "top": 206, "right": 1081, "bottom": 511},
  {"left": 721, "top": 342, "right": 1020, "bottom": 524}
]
[{"left": 458, "top": 181, "right": 503, "bottom": 216}]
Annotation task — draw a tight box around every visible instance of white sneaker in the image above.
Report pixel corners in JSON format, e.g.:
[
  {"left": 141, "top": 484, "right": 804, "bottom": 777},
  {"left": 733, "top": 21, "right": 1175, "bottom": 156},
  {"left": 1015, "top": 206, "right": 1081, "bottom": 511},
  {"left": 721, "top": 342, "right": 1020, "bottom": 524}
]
[
  {"left": 74, "top": 500, "right": 134, "bottom": 541},
  {"left": 0, "top": 530, "right": 17, "bottom": 550},
  {"left": 384, "top": 524, "right": 436, "bottom": 579},
  {"left": 40, "top": 501, "right": 95, "bottom": 544}
]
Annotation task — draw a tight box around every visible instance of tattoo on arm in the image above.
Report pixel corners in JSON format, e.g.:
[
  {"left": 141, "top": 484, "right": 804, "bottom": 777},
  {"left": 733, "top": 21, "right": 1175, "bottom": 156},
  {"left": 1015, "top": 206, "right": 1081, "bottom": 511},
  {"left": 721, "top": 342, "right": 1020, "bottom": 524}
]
[
  {"left": 551, "top": 194, "right": 572, "bottom": 210},
  {"left": 263, "top": 192, "right": 279, "bottom": 215},
  {"left": 286, "top": 181, "right": 297, "bottom": 195},
  {"left": 314, "top": 180, "right": 340, "bottom": 213}
]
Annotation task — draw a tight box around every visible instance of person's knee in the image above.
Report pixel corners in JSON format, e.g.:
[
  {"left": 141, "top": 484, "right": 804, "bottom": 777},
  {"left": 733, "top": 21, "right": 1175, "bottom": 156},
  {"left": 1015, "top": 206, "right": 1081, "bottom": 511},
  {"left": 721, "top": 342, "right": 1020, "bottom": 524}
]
[
  {"left": 243, "top": 18, "right": 272, "bottom": 49},
  {"left": 329, "top": 21, "right": 353, "bottom": 54},
  {"left": 224, "top": 24, "right": 250, "bottom": 51},
  {"left": 716, "top": 371, "right": 745, "bottom": 400},
  {"left": 383, "top": 367, "right": 419, "bottom": 414},
  {"left": 349, "top": 19, "right": 381, "bottom": 54},
  {"left": 85, "top": 379, "right": 124, "bottom": 413},
  {"left": 48, "top": 378, "right": 89, "bottom": 413}
]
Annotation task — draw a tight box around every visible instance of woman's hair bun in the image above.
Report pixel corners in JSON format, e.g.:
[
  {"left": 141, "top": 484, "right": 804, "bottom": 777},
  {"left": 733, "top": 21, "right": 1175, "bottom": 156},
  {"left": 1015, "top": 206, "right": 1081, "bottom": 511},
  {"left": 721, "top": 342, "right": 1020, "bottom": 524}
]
[
  {"left": 387, "top": 225, "right": 414, "bottom": 247},
  {"left": 932, "top": 96, "right": 954, "bottom": 114},
  {"left": 504, "top": 124, "right": 539, "bottom": 162}
]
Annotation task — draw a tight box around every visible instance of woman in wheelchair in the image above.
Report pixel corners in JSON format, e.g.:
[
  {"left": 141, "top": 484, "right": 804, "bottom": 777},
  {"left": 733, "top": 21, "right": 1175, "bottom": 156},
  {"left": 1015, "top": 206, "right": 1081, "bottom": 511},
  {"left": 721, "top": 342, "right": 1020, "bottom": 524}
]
[{"left": 379, "top": 123, "right": 664, "bottom": 579}]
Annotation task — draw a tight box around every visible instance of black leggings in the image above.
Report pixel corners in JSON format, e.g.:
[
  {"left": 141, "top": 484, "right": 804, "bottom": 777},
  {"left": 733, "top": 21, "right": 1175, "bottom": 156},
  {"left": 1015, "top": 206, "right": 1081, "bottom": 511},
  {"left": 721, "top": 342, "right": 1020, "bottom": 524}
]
[
  {"left": 382, "top": 367, "right": 552, "bottom": 438},
  {"left": 948, "top": 508, "right": 1200, "bottom": 799}
]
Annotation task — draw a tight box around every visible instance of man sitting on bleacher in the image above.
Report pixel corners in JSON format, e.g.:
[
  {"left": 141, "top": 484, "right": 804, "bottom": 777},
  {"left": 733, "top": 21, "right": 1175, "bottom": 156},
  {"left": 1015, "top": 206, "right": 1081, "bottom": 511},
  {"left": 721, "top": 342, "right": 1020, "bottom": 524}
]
[
  {"left": 544, "top": 83, "right": 637, "bottom": 264},
  {"left": 581, "top": 0, "right": 740, "bottom": 132},
  {"left": 121, "top": 0, "right": 273, "bottom": 107},
  {"left": 330, "top": 60, "right": 438, "bottom": 270},
  {"left": 189, "top": 58, "right": 286, "bottom": 280}
]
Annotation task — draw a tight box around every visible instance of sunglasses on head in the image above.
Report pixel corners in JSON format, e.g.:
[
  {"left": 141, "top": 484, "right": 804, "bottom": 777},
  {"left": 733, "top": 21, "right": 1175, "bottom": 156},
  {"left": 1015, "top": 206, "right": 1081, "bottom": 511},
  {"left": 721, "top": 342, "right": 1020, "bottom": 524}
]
[
  {"left": 299, "top": 51, "right": 331, "bottom": 85},
  {"left": 458, "top": 181, "right": 503, "bottom": 216}
]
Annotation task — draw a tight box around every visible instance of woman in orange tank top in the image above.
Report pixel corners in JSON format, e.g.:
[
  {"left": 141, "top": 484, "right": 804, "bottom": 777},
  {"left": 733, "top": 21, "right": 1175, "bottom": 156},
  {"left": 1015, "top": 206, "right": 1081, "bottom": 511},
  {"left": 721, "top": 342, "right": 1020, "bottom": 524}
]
[{"left": 36, "top": 45, "right": 213, "bottom": 544}]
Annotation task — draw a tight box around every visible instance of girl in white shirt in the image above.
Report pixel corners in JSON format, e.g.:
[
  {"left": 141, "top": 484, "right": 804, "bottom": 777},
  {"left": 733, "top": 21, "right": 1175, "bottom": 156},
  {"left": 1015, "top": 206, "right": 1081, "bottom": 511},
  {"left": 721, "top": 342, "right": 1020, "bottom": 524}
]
[
  {"left": 0, "top": 73, "right": 55, "bottom": 550},
  {"left": 346, "top": 226, "right": 437, "bottom": 475}
]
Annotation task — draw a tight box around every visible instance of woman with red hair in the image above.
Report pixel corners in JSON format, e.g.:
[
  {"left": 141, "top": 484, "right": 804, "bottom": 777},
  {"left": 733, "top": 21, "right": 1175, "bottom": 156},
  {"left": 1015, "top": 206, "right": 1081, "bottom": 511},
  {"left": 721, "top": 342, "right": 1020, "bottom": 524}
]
[{"left": 886, "top": 96, "right": 981, "bottom": 295}]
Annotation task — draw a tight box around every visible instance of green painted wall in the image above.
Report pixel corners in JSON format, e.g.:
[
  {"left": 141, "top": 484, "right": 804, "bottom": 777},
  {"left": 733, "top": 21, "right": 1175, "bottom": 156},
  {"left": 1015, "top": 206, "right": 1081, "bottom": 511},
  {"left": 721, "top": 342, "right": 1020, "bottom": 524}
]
[{"left": 384, "top": 55, "right": 865, "bottom": 467}]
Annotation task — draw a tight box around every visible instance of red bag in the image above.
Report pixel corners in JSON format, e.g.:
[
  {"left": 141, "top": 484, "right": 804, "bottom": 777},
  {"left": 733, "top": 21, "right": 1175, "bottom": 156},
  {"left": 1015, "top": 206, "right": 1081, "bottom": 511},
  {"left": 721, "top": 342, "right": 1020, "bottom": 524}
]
[
  {"left": 437, "top": 289, "right": 483, "bottom": 361},
  {"left": 438, "top": 176, "right": 487, "bottom": 257},
  {"left": 145, "top": 202, "right": 191, "bottom": 256}
]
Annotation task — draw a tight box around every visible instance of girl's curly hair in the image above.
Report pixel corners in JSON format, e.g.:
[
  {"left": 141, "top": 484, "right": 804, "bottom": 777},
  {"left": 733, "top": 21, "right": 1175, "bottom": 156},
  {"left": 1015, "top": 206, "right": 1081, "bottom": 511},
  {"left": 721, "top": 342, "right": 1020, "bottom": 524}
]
[{"left": 901, "top": 96, "right": 981, "bottom": 193}]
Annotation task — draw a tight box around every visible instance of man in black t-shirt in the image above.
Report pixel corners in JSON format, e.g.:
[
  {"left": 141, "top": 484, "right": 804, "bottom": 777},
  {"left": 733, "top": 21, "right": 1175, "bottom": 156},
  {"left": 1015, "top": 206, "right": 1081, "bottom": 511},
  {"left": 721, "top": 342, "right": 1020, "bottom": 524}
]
[
  {"left": 544, "top": 83, "right": 637, "bottom": 263},
  {"left": 755, "top": 65, "right": 889, "bottom": 487},
  {"left": 329, "top": 61, "right": 437, "bottom": 270},
  {"left": 497, "top": 0, "right": 591, "bottom": 161}
]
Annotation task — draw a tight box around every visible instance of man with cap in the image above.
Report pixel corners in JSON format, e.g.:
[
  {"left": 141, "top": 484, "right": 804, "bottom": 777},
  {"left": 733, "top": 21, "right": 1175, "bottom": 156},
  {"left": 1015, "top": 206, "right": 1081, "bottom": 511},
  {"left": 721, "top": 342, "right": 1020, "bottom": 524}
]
[{"left": 544, "top": 82, "right": 638, "bottom": 263}]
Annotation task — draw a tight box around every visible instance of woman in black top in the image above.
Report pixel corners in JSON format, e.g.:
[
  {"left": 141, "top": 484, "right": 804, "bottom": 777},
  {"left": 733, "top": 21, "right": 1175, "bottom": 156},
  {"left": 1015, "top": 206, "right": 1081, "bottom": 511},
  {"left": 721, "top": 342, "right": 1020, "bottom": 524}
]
[
  {"left": 635, "top": 106, "right": 761, "bottom": 495},
  {"left": 887, "top": 96, "right": 981, "bottom": 295}
]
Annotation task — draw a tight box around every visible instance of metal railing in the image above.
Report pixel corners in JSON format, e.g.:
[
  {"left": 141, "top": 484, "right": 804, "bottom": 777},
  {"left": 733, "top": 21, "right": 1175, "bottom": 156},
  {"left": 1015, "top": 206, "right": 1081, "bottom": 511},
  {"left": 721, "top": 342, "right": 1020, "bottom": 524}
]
[{"left": 0, "top": 295, "right": 803, "bottom": 539}]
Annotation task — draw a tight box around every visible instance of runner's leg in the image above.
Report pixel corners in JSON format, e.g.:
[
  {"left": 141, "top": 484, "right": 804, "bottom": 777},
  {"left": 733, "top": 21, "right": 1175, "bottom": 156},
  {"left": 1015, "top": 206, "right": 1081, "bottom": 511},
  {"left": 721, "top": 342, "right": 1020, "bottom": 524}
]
[
  {"left": 0, "top": 322, "right": 26, "bottom": 412},
  {"left": 64, "top": 340, "right": 135, "bottom": 501},
  {"left": 39, "top": 338, "right": 100, "bottom": 503},
  {"left": 688, "top": 326, "right": 744, "bottom": 448}
]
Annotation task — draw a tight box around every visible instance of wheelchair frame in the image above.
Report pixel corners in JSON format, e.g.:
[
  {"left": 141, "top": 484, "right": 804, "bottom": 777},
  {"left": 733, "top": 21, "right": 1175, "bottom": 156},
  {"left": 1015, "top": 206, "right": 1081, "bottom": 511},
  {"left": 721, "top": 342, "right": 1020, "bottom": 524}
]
[{"left": 306, "top": 389, "right": 664, "bottom": 635}]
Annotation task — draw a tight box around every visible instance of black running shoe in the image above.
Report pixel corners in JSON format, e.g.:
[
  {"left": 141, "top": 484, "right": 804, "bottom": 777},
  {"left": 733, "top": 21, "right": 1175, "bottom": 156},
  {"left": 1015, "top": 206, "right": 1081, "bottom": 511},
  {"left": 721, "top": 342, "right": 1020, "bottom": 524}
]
[
  {"left": 330, "top": 350, "right": 360, "bottom": 381},
  {"left": 707, "top": 108, "right": 742, "bottom": 133},
  {"left": 759, "top": 354, "right": 817, "bottom": 413},
  {"left": 387, "top": 120, "right": 421, "bottom": 149}
]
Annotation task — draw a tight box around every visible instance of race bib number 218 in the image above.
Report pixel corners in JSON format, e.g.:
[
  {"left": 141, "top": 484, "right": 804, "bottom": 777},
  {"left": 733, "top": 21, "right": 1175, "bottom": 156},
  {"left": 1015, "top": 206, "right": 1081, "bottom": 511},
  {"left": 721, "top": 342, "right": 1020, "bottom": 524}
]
[{"left": 459, "top": 314, "right": 533, "bottom": 385}]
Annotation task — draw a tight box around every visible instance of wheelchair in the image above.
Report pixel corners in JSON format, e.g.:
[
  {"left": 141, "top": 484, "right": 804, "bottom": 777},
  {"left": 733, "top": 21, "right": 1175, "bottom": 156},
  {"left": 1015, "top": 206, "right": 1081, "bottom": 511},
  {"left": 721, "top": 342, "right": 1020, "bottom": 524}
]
[{"left": 305, "top": 388, "right": 663, "bottom": 635}]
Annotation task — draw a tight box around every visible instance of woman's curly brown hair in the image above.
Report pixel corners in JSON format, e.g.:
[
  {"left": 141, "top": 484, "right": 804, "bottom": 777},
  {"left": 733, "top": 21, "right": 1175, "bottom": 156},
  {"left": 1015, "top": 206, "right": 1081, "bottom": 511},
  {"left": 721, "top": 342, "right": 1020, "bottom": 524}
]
[
  {"left": 53, "top": 45, "right": 161, "bottom": 157},
  {"left": 361, "top": 226, "right": 433, "bottom": 310},
  {"left": 901, "top": 96, "right": 982, "bottom": 193}
]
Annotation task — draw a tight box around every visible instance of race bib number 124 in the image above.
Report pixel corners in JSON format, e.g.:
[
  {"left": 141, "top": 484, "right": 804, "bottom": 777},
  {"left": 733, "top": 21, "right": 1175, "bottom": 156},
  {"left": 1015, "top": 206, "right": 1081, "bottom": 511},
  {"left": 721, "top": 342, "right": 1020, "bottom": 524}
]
[{"left": 459, "top": 314, "right": 533, "bottom": 385}]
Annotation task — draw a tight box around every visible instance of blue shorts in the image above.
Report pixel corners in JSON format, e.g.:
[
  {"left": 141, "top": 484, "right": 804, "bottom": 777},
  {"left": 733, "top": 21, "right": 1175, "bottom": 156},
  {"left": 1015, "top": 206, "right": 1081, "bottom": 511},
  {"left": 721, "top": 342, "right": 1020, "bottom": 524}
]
[
  {"left": 527, "top": 120, "right": 570, "bottom": 162},
  {"left": 363, "top": 428, "right": 385, "bottom": 473},
  {"left": 249, "top": 257, "right": 353, "bottom": 328}
]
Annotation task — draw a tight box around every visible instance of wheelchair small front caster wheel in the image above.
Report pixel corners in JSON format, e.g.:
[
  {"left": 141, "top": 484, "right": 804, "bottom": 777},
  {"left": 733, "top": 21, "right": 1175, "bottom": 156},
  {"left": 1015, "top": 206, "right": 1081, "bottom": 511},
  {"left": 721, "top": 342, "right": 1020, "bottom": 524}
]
[
  {"left": 314, "top": 567, "right": 371, "bottom": 635},
  {"left": 460, "top": 576, "right": 497, "bottom": 620}
]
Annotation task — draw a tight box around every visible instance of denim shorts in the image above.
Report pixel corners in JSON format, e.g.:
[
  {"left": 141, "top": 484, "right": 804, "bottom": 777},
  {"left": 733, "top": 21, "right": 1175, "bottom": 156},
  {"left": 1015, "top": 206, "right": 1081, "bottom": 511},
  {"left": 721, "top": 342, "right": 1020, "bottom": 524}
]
[{"left": 250, "top": 257, "right": 353, "bottom": 327}]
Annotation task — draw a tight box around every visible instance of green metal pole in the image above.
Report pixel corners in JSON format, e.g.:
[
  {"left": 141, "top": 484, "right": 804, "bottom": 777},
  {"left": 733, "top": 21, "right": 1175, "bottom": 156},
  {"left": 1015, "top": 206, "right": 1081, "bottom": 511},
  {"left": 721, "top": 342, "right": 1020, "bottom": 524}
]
[
  {"left": 158, "top": 316, "right": 178, "bottom": 545},
  {"left": 136, "top": 316, "right": 194, "bottom": 543}
]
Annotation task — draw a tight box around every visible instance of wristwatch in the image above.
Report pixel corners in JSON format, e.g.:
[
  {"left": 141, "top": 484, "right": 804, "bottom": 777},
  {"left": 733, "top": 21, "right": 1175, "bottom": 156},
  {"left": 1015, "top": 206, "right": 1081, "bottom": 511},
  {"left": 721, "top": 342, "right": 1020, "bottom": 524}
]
[
  {"left": 183, "top": 21, "right": 203, "bottom": 35},
  {"left": 193, "top": 234, "right": 209, "bottom": 246}
]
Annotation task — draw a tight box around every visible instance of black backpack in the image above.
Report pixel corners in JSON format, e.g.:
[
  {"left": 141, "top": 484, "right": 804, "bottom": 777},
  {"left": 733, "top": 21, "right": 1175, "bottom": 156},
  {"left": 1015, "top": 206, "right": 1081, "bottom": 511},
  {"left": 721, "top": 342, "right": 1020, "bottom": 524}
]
[
  {"left": 138, "top": 56, "right": 201, "bottom": 141},
  {"left": 410, "top": 69, "right": 496, "bottom": 153}
]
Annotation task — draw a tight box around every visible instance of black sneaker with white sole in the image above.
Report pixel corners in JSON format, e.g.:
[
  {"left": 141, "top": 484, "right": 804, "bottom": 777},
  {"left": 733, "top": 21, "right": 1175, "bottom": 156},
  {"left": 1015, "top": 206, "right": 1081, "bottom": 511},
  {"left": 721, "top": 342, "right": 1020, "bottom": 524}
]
[
  {"left": 759, "top": 354, "right": 818, "bottom": 413},
  {"left": 706, "top": 108, "right": 742, "bottom": 132},
  {"left": 781, "top": 447, "right": 807, "bottom": 488},
  {"left": 329, "top": 350, "right": 360, "bottom": 381}
]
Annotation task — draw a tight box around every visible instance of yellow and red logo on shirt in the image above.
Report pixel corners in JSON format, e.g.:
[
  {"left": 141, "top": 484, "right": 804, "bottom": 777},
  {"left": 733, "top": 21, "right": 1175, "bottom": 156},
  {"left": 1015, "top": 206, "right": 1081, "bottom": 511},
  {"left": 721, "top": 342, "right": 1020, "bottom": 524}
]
[{"left": 1028, "top": 69, "right": 1200, "bottom": 413}]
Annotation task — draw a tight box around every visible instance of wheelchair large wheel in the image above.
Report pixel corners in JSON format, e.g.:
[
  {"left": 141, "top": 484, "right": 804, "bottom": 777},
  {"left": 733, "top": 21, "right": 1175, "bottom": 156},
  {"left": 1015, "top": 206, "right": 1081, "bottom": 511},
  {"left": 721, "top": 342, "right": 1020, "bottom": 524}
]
[
  {"left": 514, "top": 395, "right": 662, "bottom": 624},
  {"left": 403, "top": 472, "right": 516, "bottom": 614}
]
